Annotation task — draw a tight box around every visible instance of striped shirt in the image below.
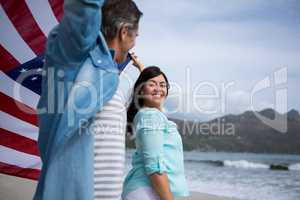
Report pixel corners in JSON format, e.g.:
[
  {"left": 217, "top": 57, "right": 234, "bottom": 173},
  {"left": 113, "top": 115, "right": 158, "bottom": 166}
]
[{"left": 90, "top": 81, "right": 128, "bottom": 200}]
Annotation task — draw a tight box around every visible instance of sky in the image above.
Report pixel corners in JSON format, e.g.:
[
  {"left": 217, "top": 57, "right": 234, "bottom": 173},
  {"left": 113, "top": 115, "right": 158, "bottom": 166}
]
[{"left": 122, "top": 0, "right": 300, "bottom": 120}]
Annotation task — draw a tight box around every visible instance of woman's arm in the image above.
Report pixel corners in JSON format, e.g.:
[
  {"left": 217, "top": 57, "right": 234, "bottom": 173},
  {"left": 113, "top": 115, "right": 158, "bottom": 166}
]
[
  {"left": 130, "top": 52, "right": 145, "bottom": 72},
  {"left": 150, "top": 173, "right": 174, "bottom": 200},
  {"left": 136, "top": 110, "right": 173, "bottom": 200}
]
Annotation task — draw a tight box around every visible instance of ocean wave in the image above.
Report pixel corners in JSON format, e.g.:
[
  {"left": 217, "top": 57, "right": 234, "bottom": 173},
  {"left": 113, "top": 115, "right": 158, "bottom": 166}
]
[
  {"left": 289, "top": 163, "right": 300, "bottom": 171},
  {"left": 223, "top": 160, "right": 269, "bottom": 169},
  {"left": 185, "top": 159, "right": 224, "bottom": 166},
  {"left": 185, "top": 159, "right": 299, "bottom": 171}
]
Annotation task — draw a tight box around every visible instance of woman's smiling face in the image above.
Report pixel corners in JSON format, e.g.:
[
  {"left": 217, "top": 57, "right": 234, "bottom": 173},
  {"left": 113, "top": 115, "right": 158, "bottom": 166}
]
[{"left": 141, "top": 74, "right": 168, "bottom": 109}]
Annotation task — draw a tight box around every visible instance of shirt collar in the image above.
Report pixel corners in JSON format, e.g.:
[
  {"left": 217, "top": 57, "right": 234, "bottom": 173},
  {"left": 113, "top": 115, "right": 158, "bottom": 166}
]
[
  {"left": 109, "top": 48, "right": 131, "bottom": 73},
  {"left": 109, "top": 48, "right": 115, "bottom": 59}
]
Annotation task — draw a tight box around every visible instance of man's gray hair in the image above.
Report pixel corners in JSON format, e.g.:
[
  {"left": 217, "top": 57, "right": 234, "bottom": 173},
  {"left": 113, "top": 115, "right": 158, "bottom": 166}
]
[{"left": 101, "top": 0, "right": 143, "bottom": 40}]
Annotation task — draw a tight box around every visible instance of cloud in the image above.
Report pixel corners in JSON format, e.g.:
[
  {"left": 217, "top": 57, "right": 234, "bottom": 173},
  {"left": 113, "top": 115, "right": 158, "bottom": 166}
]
[{"left": 131, "top": 0, "right": 300, "bottom": 115}]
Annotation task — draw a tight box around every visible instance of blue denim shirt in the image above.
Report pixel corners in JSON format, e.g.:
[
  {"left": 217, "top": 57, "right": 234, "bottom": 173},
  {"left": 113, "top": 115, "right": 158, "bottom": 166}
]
[
  {"left": 122, "top": 108, "right": 189, "bottom": 198},
  {"left": 33, "top": 0, "right": 120, "bottom": 199}
]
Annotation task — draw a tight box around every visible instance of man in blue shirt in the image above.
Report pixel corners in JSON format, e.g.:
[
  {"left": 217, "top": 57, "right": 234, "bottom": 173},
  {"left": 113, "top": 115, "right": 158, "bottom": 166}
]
[{"left": 34, "top": 0, "right": 142, "bottom": 199}]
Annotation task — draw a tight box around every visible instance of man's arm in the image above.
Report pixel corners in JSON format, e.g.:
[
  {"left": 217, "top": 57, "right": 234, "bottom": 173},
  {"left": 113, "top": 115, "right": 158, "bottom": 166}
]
[{"left": 48, "top": 0, "right": 105, "bottom": 66}]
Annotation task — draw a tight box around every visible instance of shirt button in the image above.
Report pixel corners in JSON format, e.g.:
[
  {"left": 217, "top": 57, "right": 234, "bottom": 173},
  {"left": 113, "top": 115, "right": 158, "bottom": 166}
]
[{"left": 97, "top": 60, "right": 102, "bottom": 64}]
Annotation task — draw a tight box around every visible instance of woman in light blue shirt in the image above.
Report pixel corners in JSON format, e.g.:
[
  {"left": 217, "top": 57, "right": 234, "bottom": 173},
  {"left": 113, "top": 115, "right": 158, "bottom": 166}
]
[{"left": 122, "top": 66, "right": 189, "bottom": 200}]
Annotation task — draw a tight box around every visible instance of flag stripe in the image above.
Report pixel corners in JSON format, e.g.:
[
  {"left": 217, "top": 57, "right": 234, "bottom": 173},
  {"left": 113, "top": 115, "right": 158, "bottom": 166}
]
[
  {"left": 25, "top": 0, "right": 59, "bottom": 37},
  {"left": 0, "top": 5, "right": 36, "bottom": 64},
  {"left": 0, "top": 44, "right": 20, "bottom": 72},
  {"left": 0, "top": 111, "right": 38, "bottom": 141},
  {"left": 1, "top": 0, "right": 47, "bottom": 55},
  {"left": 49, "top": 0, "right": 64, "bottom": 21},
  {"left": 0, "top": 128, "right": 39, "bottom": 156},
  {"left": 0, "top": 71, "right": 40, "bottom": 109},
  {"left": 0, "top": 0, "right": 64, "bottom": 180},
  {"left": 0, "top": 145, "right": 41, "bottom": 170},
  {"left": 0, "top": 92, "right": 38, "bottom": 126},
  {"left": 0, "top": 161, "right": 40, "bottom": 180}
]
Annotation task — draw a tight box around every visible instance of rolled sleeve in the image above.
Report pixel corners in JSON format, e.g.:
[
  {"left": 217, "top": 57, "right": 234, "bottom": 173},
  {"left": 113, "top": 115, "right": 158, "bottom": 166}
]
[
  {"left": 144, "top": 155, "right": 166, "bottom": 175},
  {"left": 136, "top": 109, "right": 167, "bottom": 175}
]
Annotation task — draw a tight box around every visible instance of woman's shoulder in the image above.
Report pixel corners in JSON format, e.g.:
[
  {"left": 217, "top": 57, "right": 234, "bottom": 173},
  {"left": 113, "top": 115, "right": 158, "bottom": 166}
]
[{"left": 133, "top": 107, "right": 167, "bottom": 124}]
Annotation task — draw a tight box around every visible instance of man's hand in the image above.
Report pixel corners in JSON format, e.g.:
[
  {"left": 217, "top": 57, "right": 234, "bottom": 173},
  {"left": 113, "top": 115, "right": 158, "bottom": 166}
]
[{"left": 130, "top": 52, "right": 144, "bottom": 72}]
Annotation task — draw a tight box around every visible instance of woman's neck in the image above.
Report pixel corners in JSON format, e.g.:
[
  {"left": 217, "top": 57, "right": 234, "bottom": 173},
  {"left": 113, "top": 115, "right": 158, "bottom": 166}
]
[{"left": 142, "top": 105, "right": 162, "bottom": 111}]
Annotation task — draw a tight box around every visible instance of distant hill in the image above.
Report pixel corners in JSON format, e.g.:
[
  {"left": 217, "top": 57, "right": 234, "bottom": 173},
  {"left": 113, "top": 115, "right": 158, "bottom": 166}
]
[{"left": 126, "top": 108, "right": 300, "bottom": 154}]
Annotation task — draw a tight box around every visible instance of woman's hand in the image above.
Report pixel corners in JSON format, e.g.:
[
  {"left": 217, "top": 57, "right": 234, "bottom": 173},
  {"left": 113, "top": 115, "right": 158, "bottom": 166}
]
[{"left": 130, "top": 52, "right": 144, "bottom": 72}]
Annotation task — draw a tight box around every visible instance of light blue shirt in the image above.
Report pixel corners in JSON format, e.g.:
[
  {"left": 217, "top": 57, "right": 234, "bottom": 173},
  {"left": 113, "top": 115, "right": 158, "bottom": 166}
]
[{"left": 122, "top": 108, "right": 189, "bottom": 198}]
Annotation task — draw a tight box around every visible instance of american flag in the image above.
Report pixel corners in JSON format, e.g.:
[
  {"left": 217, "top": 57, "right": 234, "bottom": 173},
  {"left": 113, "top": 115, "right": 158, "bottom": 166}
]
[{"left": 0, "top": 0, "right": 63, "bottom": 180}]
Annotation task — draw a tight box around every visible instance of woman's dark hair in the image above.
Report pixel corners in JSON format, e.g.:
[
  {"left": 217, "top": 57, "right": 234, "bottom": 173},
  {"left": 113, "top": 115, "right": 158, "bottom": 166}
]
[{"left": 127, "top": 66, "right": 169, "bottom": 134}]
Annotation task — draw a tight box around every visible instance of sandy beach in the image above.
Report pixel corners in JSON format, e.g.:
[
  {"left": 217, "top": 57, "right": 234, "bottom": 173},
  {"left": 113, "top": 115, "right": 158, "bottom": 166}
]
[{"left": 0, "top": 173, "right": 239, "bottom": 200}]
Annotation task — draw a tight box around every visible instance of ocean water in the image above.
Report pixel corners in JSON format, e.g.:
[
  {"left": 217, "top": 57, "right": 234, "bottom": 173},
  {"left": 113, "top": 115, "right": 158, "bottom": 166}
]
[{"left": 125, "top": 150, "right": 300, "bottom": 200}]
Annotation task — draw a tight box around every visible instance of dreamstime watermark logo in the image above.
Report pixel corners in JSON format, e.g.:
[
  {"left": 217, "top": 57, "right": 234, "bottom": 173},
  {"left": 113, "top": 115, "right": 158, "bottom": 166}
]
[
  {"left": 11, "top": 65, "right": 288, "bottom": 134},
  {"left": 179, "top": 118, "right": 235, "bottom": 136},
  {"left": 250, "top": 67, "right": 288, "bottom": 133},
  {"left": 164, "top": 67, "right": 288, "bottom": 135}
]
